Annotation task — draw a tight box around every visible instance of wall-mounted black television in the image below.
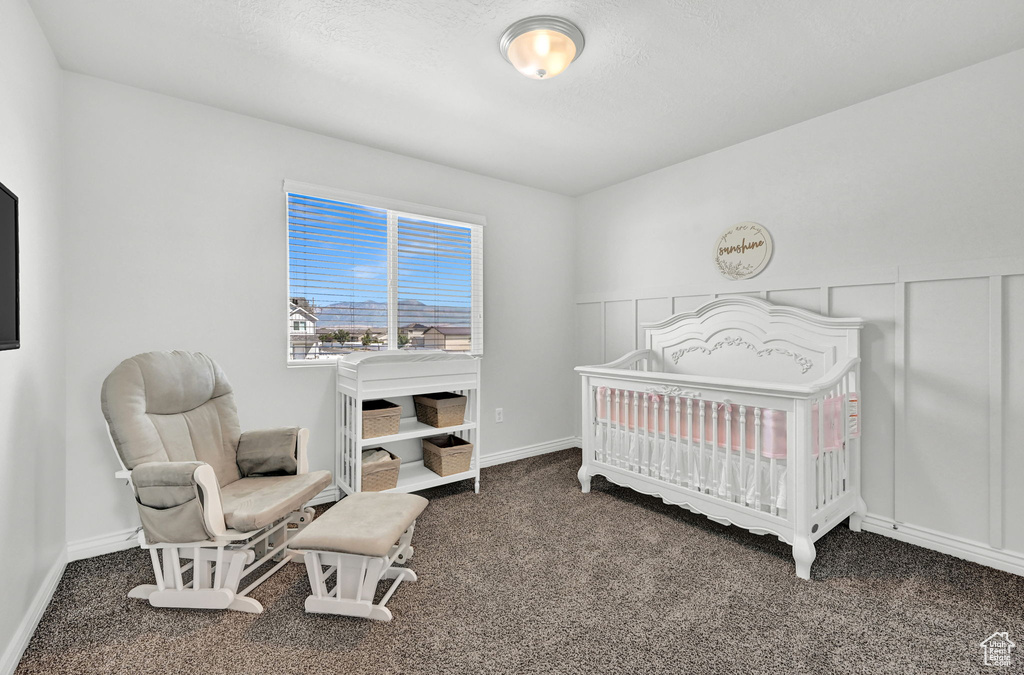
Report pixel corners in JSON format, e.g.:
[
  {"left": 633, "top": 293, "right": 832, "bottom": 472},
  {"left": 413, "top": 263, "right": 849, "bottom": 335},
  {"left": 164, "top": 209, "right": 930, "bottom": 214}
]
[{"left": 1, "top": 180, "right": 19, "bottom": 351}]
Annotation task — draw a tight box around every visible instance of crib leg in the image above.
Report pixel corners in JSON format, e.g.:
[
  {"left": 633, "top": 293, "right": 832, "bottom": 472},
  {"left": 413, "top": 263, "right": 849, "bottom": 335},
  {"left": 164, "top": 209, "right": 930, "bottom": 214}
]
[
  {"left": 848, "top": 496, "right": 868, "bottom": 532},
  {"left": 577, "top": 466, "right": 591, "bottom": 493},
  {"left": 793, "top": 536, "right": 816, "bottom": 580}
]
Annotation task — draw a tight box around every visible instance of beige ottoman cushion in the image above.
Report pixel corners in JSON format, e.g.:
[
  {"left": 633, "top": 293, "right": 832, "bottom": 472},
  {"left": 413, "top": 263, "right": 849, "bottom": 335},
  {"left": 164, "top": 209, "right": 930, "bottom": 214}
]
[{"left": 291, "top": 492, "right": 428, "bottom": 557}]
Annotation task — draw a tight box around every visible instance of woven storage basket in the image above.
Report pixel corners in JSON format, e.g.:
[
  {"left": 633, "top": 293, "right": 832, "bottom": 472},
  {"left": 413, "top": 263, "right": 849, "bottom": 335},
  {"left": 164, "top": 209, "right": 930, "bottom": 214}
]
[
  {"left": 422, "top": 434, "right": 473, "bottom": 477},
  {"left": 414, "top": 392, "right": 467, "bottom": 428},
  {"left": 362, "top": 399, "right": 401, "bottom": 438},
  {"left": 361, "top": 448, "right": 400, "bottom": 491}
]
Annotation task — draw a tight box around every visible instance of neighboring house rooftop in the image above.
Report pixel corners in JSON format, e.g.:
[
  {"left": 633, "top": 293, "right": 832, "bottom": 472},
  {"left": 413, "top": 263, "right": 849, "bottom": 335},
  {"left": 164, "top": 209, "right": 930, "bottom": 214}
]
[
  {"left": 423, "top": 326, "right": 471, "bottom": 335},
  {"left": 289, "top": 302, "right": 318, "bottom": 322}
]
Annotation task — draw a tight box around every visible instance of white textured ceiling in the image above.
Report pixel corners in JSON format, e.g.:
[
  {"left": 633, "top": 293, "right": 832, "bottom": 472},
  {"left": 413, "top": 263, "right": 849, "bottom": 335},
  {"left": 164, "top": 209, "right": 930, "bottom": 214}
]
[{"left": 28, "top": 0, "right": 1024, "bottom": 196}]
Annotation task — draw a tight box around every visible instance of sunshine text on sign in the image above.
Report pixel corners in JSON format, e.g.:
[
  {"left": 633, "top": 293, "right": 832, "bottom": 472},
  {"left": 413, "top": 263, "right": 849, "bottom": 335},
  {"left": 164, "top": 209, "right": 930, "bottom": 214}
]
[{"left": 719, "top": 238, "right": 765, "bottom": 257}]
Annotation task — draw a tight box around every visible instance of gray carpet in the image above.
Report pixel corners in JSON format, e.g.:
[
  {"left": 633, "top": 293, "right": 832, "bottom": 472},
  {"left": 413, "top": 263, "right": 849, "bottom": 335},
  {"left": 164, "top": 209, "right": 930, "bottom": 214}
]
[{"left": 16, "top": 448, "right": 1024, "bottom": 674}]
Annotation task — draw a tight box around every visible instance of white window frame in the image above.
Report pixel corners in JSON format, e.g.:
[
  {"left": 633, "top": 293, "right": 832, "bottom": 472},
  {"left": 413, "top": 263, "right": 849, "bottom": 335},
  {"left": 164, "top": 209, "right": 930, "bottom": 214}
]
[{"left": 284, "top": 179, "right": 484, "bottom": 365}]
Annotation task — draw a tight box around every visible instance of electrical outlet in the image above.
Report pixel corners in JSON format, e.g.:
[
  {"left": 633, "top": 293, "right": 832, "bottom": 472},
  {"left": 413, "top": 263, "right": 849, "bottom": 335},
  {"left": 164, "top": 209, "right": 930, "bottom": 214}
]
[{"left": 495, "top": 408, "right": 504, "bottom": 423}]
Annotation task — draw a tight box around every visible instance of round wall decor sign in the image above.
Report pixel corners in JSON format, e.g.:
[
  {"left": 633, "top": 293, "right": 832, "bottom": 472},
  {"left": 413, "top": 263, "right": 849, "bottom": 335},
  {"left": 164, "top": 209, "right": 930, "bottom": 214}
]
[{"left": 713, "top": 222, "right": 773, "bottom": 280}]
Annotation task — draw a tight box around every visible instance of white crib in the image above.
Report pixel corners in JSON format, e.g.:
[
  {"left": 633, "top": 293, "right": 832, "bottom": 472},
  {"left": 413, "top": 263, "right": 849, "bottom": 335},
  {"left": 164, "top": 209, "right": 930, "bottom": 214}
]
[{"left": 576, "top": 296, "right": 865, "bottom": 579}]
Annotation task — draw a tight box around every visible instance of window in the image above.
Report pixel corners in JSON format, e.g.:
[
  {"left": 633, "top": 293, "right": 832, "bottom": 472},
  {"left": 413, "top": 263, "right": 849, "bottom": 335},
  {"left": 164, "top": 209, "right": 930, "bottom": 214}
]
[{"left": 285, "top": 181, "right": 483, "bottom": 362}]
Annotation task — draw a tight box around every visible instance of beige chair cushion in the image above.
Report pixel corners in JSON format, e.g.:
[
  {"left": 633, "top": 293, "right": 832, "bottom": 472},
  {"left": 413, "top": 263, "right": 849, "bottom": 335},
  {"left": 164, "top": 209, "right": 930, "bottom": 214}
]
[
  {"left": 236, "top": 427, "right": 299, "bottom": 476},
  {"left": 101, "top": 351, "right": 242, "bottom": 486},
  {"left": 219, "top": 470, "right": 332, "bottom": 531},
  {"left": 290, "top": 492, "right": 428, "bottom": 557}
]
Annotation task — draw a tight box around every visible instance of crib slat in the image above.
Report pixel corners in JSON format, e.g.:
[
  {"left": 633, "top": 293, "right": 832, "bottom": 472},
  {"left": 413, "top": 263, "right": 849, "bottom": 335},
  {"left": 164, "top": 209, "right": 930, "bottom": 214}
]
[
  {"left": 817, "top": 398, "right": 826, "bottom": 508},
  {"left": 699, "top": 401, "right": 707, "bottom": 492},
  {"left": 724, "top": 404, "right": 733, "bottom": 502},
  {"left": 647, "top": 394, "right": 657, "bottom": 477},
  {"left": 841, "top": 376, "right": 851, "bottom": 492},
  {"left": 754, "top": 407, "right": 762, "bottom": 512},
  {"left": 662, "top": 395, "right": 671, "bottom": 480},
  {"left": 598, "top": 387, "right": 606, "bottom": 467},
  {"left": 712, "top": 403, "right": 720, "bottom": 496},
  {"left": 643, "top": 393, "right": 651, "bottom": 477},
  {"left": 769, "top": 408, "right": 778, "bottom": 516},
  {"left": 686, "top": 399, "right": 694, "bottom": 490},
  {"left": 613, "top": 389, "right": 621, "bottom": 468},
  {"left": 739, "top": 405, "right": 747, "bottom": 506},
  {"left": 673, "top": 397, "right": 682, "bottom": 485},
  {"left": 632, "top": 391, "right": 640, "bottom": 473}
]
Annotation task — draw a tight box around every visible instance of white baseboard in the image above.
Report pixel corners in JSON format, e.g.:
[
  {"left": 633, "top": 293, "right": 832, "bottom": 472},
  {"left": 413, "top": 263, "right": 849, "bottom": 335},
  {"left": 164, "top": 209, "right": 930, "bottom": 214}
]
[
  {"left": 67, "top": 527, "right": 139, "bottom": 561},
  {"left": 1, "top": 550, "right": 67, "bottom": 675},
  {"left": 479, "top": 437, "right": 579, "bottom": 468},
  {"left": 861, "top": 514, "right": 1024, "bottom": 577},
  {"left": 307, "top": 484, "right": 341, "bottom": 506}
]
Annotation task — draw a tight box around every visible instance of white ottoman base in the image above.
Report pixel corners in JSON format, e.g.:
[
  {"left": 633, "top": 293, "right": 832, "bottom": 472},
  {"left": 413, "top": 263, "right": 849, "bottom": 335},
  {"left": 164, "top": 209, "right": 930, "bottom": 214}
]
[{"left": 296, "top": 521, "right": 418, "bottom": 621}]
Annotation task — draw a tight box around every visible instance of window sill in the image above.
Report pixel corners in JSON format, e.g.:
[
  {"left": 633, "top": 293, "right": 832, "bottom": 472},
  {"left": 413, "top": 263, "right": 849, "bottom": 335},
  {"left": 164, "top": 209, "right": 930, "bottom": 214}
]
[{"left": 286, "top": 358, "right": 339, "bottom": 368}]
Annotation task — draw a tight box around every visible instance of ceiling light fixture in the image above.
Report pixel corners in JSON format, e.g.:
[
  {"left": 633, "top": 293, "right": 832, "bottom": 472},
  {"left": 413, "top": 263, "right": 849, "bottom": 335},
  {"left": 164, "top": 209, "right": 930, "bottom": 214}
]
[{"left": 499, "top": 16, "right": 584, "bottom": 80}]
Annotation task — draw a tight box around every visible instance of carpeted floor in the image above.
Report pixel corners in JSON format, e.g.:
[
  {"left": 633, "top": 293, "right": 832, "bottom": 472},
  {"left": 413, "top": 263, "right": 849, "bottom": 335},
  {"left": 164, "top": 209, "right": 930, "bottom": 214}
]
[{"left": 16, "top": 448, "right": 1024, "bottom": 674}]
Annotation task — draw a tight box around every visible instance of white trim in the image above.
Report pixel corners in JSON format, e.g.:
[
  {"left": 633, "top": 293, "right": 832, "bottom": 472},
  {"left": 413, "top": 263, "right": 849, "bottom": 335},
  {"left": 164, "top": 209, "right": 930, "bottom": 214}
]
[
  {"left": 307, "top": 484, "right": 341, "bottom": 506},
  {"left": 286, "top": 358, "right": 338, "bottom": 368},
  {"left": 478, "top": 437, "right": 580, "bottom": 468},
  {"left": 893, "top": 281, "right": 906, "bottom": 523},
  {"left": 989, "top": 276, "right": 1004, "bottom": 550},
  {"left": 574, "top": 264, "right": 898, "bottom": 304},
  {"left": 282, "top": 179, "right": 487, "bottom": 227},
  {"left": 898, "top": 255, "right": 1024, "bottom": 283},
  {"left": 1, "top": 550, "right": 67, "bottom": 675},
  {"left": 861, "top": 514, "right": 1024, "bottom": 578},
  {"left": 574, "top": 255, "right": 1024, "bottom": 305},
  {"left": 67, "top": 527, "right": 140, "bottom": 561}
]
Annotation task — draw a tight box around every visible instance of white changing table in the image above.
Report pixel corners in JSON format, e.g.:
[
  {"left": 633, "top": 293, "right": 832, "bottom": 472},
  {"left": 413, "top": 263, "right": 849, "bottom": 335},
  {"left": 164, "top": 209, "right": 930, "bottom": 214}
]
[{"left": 336, "top": 351, "right": 481, "bottom": 494}]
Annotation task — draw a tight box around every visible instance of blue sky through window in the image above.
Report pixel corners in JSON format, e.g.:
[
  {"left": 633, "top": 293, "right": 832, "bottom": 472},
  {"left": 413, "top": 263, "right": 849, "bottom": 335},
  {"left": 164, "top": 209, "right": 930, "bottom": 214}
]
[{"left": 288, "top": 194, "right": 472, "bottom": 331}]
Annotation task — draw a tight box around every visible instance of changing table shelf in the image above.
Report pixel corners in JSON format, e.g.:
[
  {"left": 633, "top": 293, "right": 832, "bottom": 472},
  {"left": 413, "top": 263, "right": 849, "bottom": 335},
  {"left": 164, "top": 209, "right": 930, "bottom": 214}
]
[
  {"left": 385, "top": 460, "right": 477, "bottom": 494},
  {"left": 342, "top": 416, "right": 477, "bottom": 447},
  {"left": 336, "top": 350, "right": 481, "bottom": 495}
]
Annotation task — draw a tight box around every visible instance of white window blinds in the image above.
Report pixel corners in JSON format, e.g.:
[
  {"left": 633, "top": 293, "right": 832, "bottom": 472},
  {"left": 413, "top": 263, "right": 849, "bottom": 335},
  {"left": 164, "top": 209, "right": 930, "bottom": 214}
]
[{"left": 286, "top": 186, "right": 483, "bottom": 361}]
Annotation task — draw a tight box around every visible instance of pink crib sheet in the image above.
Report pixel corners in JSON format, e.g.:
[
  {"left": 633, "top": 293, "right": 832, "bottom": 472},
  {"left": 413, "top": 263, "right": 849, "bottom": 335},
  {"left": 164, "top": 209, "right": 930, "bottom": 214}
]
[{"left": 595, "top": 388, "right": 845, "bottom": 459}]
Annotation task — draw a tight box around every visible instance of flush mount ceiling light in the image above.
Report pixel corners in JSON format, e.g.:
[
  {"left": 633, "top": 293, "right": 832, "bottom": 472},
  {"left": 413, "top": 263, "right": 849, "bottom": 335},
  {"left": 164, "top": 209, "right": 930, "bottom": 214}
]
[{"left": 499, "top": 16, "right": 584, "bottom": 80}]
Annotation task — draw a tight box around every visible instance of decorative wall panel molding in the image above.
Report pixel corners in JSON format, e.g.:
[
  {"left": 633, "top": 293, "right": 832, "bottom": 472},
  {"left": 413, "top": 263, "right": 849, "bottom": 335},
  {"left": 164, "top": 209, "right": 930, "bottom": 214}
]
[{"left": 574, "top": 254, "right": 1024, "bottom": 574}]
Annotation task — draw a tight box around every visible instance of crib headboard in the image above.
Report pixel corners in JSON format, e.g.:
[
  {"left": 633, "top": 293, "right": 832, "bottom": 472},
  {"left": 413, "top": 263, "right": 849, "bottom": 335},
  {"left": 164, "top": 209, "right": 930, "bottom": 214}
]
[{"left": 644, "top": 297, "right": 862, "bottom": 385}]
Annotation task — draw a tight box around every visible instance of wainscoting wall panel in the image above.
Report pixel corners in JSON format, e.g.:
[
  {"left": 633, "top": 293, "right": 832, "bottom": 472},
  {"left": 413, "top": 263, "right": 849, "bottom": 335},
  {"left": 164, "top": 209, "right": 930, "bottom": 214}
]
[
  {"left": 830, "top": 283, "right": 897, "bottom": 520},
  {"left": 902, "top": 278, "right": 990, "bottom": 541},
  {"left": 672, "top": 294, "right": 712, "bottom": 315},
  {"left": 636, "top": 297, "right": 672, "bottom": 351},
  {"left": 573, "top": 256, "right": 1024, "bottom": 574},
  {"left": 1003, "top": 274, "right": 1024, "bottom": 554},
  {"left": 603, "top": 300, "right": 635, "bottom": 364},
  {"left": 766, "top": 287, "right": 821, "bottom": 314}
]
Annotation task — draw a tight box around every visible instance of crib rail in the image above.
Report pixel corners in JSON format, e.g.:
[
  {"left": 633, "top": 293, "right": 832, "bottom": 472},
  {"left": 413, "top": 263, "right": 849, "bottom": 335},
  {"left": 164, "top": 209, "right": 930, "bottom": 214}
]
[{"left": 579, "top": 368, "right": 860, "bottom": 527}]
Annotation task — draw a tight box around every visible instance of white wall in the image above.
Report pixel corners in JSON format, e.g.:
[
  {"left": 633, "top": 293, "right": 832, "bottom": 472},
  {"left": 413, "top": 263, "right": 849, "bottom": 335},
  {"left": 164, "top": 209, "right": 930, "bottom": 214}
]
[
  {"left": 574, "top": 49, "right": 1024, "bottom": 570},
  {"left": 0, "top": 0, "right": 66, "bottom": 669},
  {"left": 61, "top": 74, "right": 577, "bottom": 546}
]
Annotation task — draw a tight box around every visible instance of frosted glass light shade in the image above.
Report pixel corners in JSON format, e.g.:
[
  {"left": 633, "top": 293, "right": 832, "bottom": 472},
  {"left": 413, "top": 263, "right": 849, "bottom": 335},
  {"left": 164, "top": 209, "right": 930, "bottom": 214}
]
[{"left": 499, "top": 16, "right": 584, "bottom": 80}]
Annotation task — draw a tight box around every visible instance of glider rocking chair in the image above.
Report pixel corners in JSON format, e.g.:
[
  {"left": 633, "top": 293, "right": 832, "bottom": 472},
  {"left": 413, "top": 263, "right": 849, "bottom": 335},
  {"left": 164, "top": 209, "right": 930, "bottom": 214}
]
[{"left": 101, "top": 350, "right": 332, "bottom": 613}]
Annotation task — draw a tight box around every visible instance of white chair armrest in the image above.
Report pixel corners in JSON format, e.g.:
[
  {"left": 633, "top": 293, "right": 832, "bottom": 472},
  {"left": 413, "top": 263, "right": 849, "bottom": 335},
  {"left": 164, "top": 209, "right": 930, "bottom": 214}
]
[
  {"left": 193, "top": 464, "right": 226, "bottom": 537},
  {"left": 296, "top": 428, "right": 310, "bottom": 474}
]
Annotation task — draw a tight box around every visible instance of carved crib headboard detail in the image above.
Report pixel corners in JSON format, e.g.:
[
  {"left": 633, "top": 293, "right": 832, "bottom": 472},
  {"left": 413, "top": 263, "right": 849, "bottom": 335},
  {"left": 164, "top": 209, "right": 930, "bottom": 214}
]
[{"left": 644, "top": 297, "right": 862, "bottom": 384}]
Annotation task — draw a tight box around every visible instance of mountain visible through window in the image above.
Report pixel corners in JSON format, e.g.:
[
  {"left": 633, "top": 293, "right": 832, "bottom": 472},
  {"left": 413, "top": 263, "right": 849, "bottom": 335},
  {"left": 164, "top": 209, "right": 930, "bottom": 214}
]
[{"left": 287, "top": 191, "right": 482, "bottom": 361}]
